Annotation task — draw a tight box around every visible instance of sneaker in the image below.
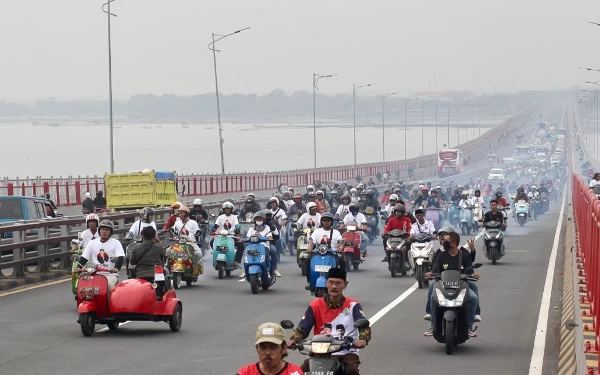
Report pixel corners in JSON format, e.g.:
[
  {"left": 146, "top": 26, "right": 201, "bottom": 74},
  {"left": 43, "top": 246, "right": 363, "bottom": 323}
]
[
  {"left": 381, "top": 257, "right": 389, "bottom": 262},
  {"left": 239, "top": 273, "right": 246, "bottom": 278},
  {"left": 423, "top": 314, "right": 431, "bottom": 321},
  {"left": 304, "top": 283, "right": 311, "bottom": 291},
  {"left": 234, "top": 262, "right": 242, "bottom": 270},
  {"left": 274, "top": 270, "right": 282, "bottom": 277},
  {"left": 468, "top": 329, "right": 478, "bottom": 337},
  {"left": 474, "top": 315, "right": 482, "bottom": 323},
  {"left": 424, "top": 328, "right": 434, "bottom": 337}
]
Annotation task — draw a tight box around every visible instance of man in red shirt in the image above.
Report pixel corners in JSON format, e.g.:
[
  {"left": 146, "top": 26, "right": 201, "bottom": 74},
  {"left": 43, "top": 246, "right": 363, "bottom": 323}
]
[
  {"left": 382, "top": 204, "right": 412, "bottom": 262},
  {"left": 236, "top": 322, "right": 303, "bottom": 375}
]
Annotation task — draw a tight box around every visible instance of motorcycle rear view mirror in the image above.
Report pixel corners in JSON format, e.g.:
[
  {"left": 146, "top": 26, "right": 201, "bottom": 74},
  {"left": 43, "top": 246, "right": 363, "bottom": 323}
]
[
  {"left": 473, "top": 263, "right": 483, "bottom": 269},
  {"left": 280, "top": 320, "right": 295, "bottom": 329},
  {"left": 353, "top": 319, "right": 370, "bottom": 329},
  {"left": 210, "top": 213, "right": 216, "bottom": 218}
]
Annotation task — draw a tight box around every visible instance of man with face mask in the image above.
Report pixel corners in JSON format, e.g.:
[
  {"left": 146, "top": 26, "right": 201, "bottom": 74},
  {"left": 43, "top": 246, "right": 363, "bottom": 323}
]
[
  {"left": 424, "top": 231, "right": 480, "bottom": 337},
  {"left": 241, "top": 211, "right": 281, "bottom": 278}
]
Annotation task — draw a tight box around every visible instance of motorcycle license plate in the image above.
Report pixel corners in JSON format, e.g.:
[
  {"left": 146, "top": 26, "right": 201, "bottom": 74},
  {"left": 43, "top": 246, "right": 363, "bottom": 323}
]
[
  {"left": 314, "top": 265, "right": 331, "bottom": 273},
  {"left": 299, "top": 244, "right": 308, "bottom": 250},
  {"left": 216, "top": 254, "right": 227, "bottom": 261}
]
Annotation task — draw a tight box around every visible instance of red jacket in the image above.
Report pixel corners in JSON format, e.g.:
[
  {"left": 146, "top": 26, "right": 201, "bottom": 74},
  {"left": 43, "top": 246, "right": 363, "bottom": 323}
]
[
  {"left": 384, "top": 216, "right": 412, "bottom": 233},
  {"left": 163, "top": 214, "right": 178, "bottom": 230}
]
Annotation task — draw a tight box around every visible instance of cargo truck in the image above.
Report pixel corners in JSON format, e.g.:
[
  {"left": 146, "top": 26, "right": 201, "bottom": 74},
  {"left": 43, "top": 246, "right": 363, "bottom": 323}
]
[{"left": 105, "top": 170, "right": 178, "bottom": 211}]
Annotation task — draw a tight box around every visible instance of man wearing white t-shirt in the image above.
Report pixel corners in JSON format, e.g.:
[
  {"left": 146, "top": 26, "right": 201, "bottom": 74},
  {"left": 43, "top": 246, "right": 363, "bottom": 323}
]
[
  {"left": 303, "top": 213, "right": 343, "bottom": 290},
  {"left": 296, "top": 203, "right": 321, "bottom": 230},
  {"left": 79, "top": 220, "right": 125, "bottom": 290},
  {"left": 126, "top": 207, "right": 157, "bottom": 239},
  {"left": 341, "top": 203, "right": 369, "bottom": 257},
  {"left": 589, "top": 173, "right": 600, "bottom": 188},
  {"left": 410, "top": 209, "right": 436, "bottom": 237},
  {"left": 172, "top": 206, "right": 203, "bottom": 273}
]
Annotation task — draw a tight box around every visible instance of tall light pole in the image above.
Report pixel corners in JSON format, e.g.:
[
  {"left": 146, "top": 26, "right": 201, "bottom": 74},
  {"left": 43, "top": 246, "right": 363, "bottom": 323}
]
[
  {"left": 445, "top": 103, "right": 450, "bottom": 147},
  {"left": 208, "top": 26, "right": 251, "bottom": 175},
  {"left": 381, "top": 92, "right": 397, "bottom": 162},
  {"left": 353, "top": 83, "right": 375, "bottom": 166},
  {"left": 313, "top": 73, "right": 336, "bottom": 168},
  {"left": 421, "top": 101, "right": 434, "bottom": 156},
  {"left": 102, "top": 0, "right": 117, "bottom": 174},
  {"left": 404, "top": 97, "right": 419, "bottom": 160}
]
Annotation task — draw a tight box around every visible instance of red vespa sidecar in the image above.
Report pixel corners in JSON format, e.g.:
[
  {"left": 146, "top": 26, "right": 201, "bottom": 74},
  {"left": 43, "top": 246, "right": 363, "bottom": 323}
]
[{"left": 76, "top": 264, "right": 182, "bottom": 337}]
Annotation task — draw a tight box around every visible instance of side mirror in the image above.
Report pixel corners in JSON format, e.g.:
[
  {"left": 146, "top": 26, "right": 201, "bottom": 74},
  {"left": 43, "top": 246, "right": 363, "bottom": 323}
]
[
  {"left": 195, "top": 230, "right": 202, "bottom": 237},
  {"left": 473, "top": 263, "right": 483, "bottom": 269},
  {"left": 280, "top": 320, "right": 295, "bottom": 329},
  {"left": 354, "top": 319, "right": 370, "bottom": 329},
  {"left": 210, "top": 213, "right": 216, "bottom": 218}
]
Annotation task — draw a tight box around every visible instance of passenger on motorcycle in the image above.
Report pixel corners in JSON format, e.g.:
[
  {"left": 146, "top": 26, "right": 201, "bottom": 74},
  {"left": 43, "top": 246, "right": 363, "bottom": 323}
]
[
  {"left": 173, "top": 205, "right": 204, "bottom": 271},
  {"left": 129, "top": 226, "right": 165, "bottom": 284},
  {"left": 281, "top": 191, "right": 294, "bottom": 210},
  {"left": 349, "top": 188, "right": 359, "bottom": 203},
  {"left": 303, "top": 213, "right": 344, "bottom": 289},
  {"left": 315, "top": 190, "right": 330, "bottom": 215},
  {"left": 494, "top": 190, "right": 510, "bottom": 208},
  {"left": 287, "top": 194, "right": 307, "bottom": 217},
  {"left": 329, "top": 190, "right": 340, "bottom": 214},
  {"left": 425, "top": 189, "right": 442, "bottom": 209},
  {"left": 288, "top": 268, "right": 371, "bottom": 375},
  {"left": 360, "top": 190, "right": 379, "bottom": 211},
  {"left": 341, "top": 203, "right": 369, "bottom": 258},
  {"left": 240, "top": 195, "right": 262, "bottom": 218},
  {"left": 244, "top": 211, "right": 281, "bottom": 277},
  {"left": 527, "top": 185, "right": 540, "bottom": 199},
  {"left": 296, "top": 202, "right": 321, "bottom": 230},
  {"left": 302, "top": 185, "right": 315, "bottom": 202},
  {"left": 71, "top": 213, "right": 100, "bottom": 251},
  {"left": 335, "top": 194, "right": 352, "bottom": 220},
  {"left": 93, "top": 190, "right": 107, "bottom": 210},
  {"left": 126, "top": 207, "right": 157, "bottom": 240},
  {"left": 426, "top": 232, "right": 480, "bottom": 337},
  {"left": 190, "top": 198, "right": 209, "bottom": 222},
  {"left": 78, "top": 220, "right": 125, "bottom": 290},
  {"left": 382, "top": 204, "right": 412, "bottom": 263},
  {"left": 163, "top": 201, "right": 182, "bottom": 231},
  {"left": 236, "top": 322, "right": 303, "bottom": 375},
  {"left": 384, "top": 193, "right": 400, "bottom": 218},
  {"left": 410, "top": 209, "right": 436, "bottom": 237},
  {"left": 82, "top": 192, "right": 95, "bottom": 214}
]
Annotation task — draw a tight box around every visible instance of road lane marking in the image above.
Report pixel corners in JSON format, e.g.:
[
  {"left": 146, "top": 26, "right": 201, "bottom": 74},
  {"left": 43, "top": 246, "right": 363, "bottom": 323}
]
[
  {"left": 0, "top": 277, "right": 70, "bottom": 298},
  {"left": 528, "top": 189, "right": 567, "bottom": 375},
  {"left": 368, "top": 230, "right": 485, "bottom": 326},
  {"left": 96, "top": 320, "right": 132, "bottom": 333}
]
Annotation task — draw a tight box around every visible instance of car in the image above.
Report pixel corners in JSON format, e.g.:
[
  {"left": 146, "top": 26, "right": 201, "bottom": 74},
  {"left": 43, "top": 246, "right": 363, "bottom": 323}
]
[{"left": 488, "top": 168, "right": 505, "bottom": 181}]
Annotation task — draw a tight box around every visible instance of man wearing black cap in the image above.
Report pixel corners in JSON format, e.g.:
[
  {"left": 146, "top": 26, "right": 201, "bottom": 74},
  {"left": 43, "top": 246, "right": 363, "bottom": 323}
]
[{"left": 287, "top": 268, "right": 371, "bottom": 375}]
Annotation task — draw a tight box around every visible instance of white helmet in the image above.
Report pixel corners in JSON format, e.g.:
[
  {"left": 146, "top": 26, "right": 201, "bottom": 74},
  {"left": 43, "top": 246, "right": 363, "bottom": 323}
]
[
  {"left": 531, "top": 185, "right": 537, "bottom": 189},
  {"left": 222, "top": 201, "right": 234, "bottom": 210},
  {"left": 306, "top": 185, "right": 315, "bottom": 192},
  {"left": 389, "top": 194, "right": 399, "bottom": 201},
  {"left": 269, "top": 197, "right": 279, "bottom": 205},
  {"left": 306, "top": 202, "right": 318, "bottom": 210},
  {"left": 193, "top": 198, "right": 203, "bottom": 205},
  {"left": 85, "top": 192, "right": 91, "bottom": 199},
  {"left": 85, "top": 213, "right": 99, "bottom": 227}
]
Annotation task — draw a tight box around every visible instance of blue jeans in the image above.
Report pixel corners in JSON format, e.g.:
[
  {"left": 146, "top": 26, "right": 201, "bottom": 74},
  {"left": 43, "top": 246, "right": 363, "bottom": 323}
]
[
  {"left": 427, "top": 281, "right": 479, "bottom": 329},
  {"left": 358, "top": 232, "right": 369, "bottom": 253},
  {"left": 268, "top": 244, "right": 278, "bottom": 272}
]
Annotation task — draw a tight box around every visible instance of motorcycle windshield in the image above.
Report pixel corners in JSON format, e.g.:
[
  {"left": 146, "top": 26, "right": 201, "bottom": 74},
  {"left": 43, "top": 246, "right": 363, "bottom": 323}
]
[
  {"left": 484, "top": 221, "right": 502, "bottom": 229},
  {"left": 440, "top": 270, "right": 461, "bottom": 289},
  {"left": 413, "top": 233, "right": 432, "bottom": 242}
]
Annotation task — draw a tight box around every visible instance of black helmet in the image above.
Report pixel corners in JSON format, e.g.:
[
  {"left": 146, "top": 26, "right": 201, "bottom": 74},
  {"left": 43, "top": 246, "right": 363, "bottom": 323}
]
[
  {"left": 140, "top": 207, "right": 155, "bottom": 223},
  {"left": 96, "top": 191, "right": 103, "bottom": 197},
  {"left": 393, "top": 204, "right": 406, "bottom": 213},
  {"left": 321, "top": 212, "right": 334, "bottom": 224},
  {"left": 495, "top": 190, "right": 503, "bottom": 196},
  {"left": 341, "top": 194, "right": 351, "bottom": 201},
  {"left": 366, "top": 189, "right": 375, "bottom": 198}
]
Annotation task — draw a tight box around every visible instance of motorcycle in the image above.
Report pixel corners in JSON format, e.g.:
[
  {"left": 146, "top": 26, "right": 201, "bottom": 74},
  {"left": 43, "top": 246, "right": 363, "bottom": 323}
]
[
  {"left": 471, "top": 202, "right": 483, "bottom": 233},
  {"left": 212, "top": 228, "right": 238, "bottom": 279},
  {"left": 76, "top": 262, "right": 181, "bottom": 337},
  {"left": 286, "top": 213, "right": 300, "bottom": 256},
  {"left": 167, "top": 230, "right": 203, "bottom": 288},
  {"left": 70, "top": 234, "right": 84, "bottom": 297},
  {"left": 280, "top": 319, "right": 370, "bottom": 374},
  {"left": 514, "top": 200, "right": 529, "bottom": 226},
  {"left": 363, "top": 206, "right": 378, "bottom": 244},
  {"left": 459, "top": 206, "right": 473, "bottom": 235},
  {"left": 540, "top": 192, "right": 549, "bottom": 213},
  {"left": 243, "top": 235, "right": 276, "bottom": 294},
  {"left": 425, "top": 206, "right": 443, "bottom": 230},
  {"left": 309, "top": 243, "right": 342, "bottom": 297},
  {"left": 531, "top": 197, "right": 541, "bottom": 220},
  {"left": 383, "top": 229, "right": 410, "bottom": 278},
  {"left": 483, "top": 220, "right": 505, "bottom": 265},
  {"left": 448, "top": 202, "right": 460, "bottom": 226},
  {"left": 430, "top": 263, "right": 482, "bottom": 354},
  {"left": 341, "top": 221, "right": 362, "bottom": 272},
  {"left": 409, "top": 232, "right": 435, "bottom": 288},
  {"left": 295, "top": 225, "right": 315, "bottom": 276}
]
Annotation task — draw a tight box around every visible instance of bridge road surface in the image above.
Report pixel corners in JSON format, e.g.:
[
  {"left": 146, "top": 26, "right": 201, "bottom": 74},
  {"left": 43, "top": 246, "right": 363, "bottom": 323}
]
[{"left": 0, "top": 105, "right": 565, "bottom": 375}]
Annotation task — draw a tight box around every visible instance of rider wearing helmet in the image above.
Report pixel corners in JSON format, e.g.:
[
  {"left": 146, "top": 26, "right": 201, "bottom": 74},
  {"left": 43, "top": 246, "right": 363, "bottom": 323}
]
[
  {"left": 240, "top": 194, "right": 261, "bottom": 218},
  {"left": 82, "top": 192, "right": 95, "bottom": 214},
  {"left": 458, "top": 191, "right": 472, "bottom": 209},
  {"left": 296, "top": 202, "right": 321, "bottom": 230},
  {"left": 163, "top": 201, "right": 182, "bottom": 230},
  {"left": 495, "top": 190, "right": 509, "bottom": 208},
  {"left": 360, "top": 189, "right": 379, "bottom": 211},
  {"left": 173, "top": 205, "right": 204, "bottom": 272},
  {"left": 243, "top": 211, "right": 281, "bottom": 277},
  {"left": 341, "top": 202, "right": 369, "bottom": 258},
  {"left": 527, "top": 185, "right": 540, "bottom": 200},
  {"left": 384, "top": 194, "right": 399, "bottom": 219},
  {"left": 126, "top": 207, "right": 157, "bottom": 240},
  {"left": 287, "top": 194, "right": 307, "bottom": 217},
  {"left": 349, "top": 188, "right": 359, "bottom": 203},
  {"left": 302, "top": 185, "right": 315, "bottom": 202},
  {"left": 93, "top": 190, "right": 107, "bottom": 210},
  {"left": 190, "top": 198, "right": 209, "bottom": 223},
  {"left": 303, "top": 212, "right": 344, "bottom": 290},
  {"left": 72, "top": 213, "right": 101, "bottom": 251},
  {"left": 334, "top": 194, "right": 352, "bottom": 220},
  {"left": 382, "top": 204, "right": 413, "bottom": 262},
  {"left": 315, "top": 190, "right": 330, "bottom": 215},
  {"left": 78, "top": 220, "right": 124, "bottom": 290},
  {"left": 414, "top": 186, "right": 430, "bottom": 207},
  {"left": 281, "top": 191, "right": 294, "bottom": 210},
  {"left": 215, "top": 201, "right": 240, "bottom": 231},
  {"left": 380, "top": 188, "right": 392, "bottom": 205}
]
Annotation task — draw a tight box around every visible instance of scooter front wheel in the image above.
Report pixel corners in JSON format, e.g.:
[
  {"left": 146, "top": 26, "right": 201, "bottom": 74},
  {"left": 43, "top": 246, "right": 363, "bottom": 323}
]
[
  {"left": 80, "top": 313, "right": 95, "bottom": 337},
  {"left": 249, "top": 274, "right": 260, "bottom": 295},
  {"left": 445, "top": 319, "right": 454, "bottom": 355}
]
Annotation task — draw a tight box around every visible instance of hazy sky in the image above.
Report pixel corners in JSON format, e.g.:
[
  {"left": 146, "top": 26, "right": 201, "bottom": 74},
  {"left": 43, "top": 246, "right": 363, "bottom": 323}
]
[{"left": 3, "top": 0, "right": 600, "bottom": 100}]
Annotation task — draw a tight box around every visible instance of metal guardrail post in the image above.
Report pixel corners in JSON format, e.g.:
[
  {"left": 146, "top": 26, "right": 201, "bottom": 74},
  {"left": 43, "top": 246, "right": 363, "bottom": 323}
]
[
  {"left": 11, "top": 225, "right": 26, "bottom": 278},
  {"left": 35, "top": 224, "right": 49, "bottom": 273},
  {"left": 58, "top": 223, "right": 71, "bottom": 269}
]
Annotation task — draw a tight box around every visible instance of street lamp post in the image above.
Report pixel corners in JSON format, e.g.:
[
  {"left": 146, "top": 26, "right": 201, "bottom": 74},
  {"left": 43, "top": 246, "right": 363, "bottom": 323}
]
[
  {"left": 353, "top": 83, "right": 375, "bottom": 166},
  {"left": 208, "top": 27, "right": 251, "bottom": 175},
  {"left": 404, "top": 97, "right": 419, "bottom": 160},
  {"left": 313, "top": 73, "right": 336, "bottom": 168},
  {"left": 381, "top": 92, "right": 397, "bottom": 162},
  {"left": 421, "top": 101, "right": 434, "bottom": 156},
  {"left": 102, "top": 1, "right": 117, "bottom": 173},
  {"left": 445, "top": 103, "right": 450, "bottom": 147}
]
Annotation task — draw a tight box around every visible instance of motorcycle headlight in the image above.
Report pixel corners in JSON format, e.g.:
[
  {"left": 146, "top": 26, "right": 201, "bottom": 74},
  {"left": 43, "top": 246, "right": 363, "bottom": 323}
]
[
  {"left": 436, "top": 288, "right": 467, "bottom": 307},
  {"left": 311, "top": 342, "right": 331, "bottom": 354}
]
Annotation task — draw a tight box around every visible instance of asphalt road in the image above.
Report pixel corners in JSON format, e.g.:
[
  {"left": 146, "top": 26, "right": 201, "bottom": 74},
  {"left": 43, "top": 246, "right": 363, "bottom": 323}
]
[{"left": 0, "top": 104, "right": 567, "bottom": 375}]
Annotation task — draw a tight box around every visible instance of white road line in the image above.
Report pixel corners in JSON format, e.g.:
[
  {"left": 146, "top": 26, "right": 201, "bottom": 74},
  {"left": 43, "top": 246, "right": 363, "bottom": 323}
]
[
  {"left": 96, "top": 320, "right": 132, "bottom": 333},
  {"left": 0, "top": 278, "right": 70, "bottom": 298},
  {"left": 368, "top": 230, "right": 485, "bottom": 326},
  {"left": 528, "top": 190, "right": 567, "bottom": 375}
]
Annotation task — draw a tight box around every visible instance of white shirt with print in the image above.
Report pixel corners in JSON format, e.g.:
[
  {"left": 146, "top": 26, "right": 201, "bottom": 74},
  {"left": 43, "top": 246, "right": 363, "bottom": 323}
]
[
  {"left": 82, "top": 237, "right": 125, "bottom": 269},
  {"left": 343, "top": 212, "right": 366, "bottom": 226},
  {"left": 271, "top": 208, "right": 287, "bottom": 226},
  {"left": 410, "top": 220, "right": 436, "bottom": 236},
  {"left": 246, "top": 226, "right": 273, "bottom": 247},
  {"left": 81, "top": 229, "right": 99, "bottom": 249},
  {"left": 215, "top": 214, "right": 239, "bottom": 231},
  {"left": 310, "top": 227, "right": 342, "bottom": 247},
  {"left": 297, "top": 212, "right": 321, "bottom": 230},
  {"left": 173, "top": 219, "right": 201, "bottom": 241}
]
